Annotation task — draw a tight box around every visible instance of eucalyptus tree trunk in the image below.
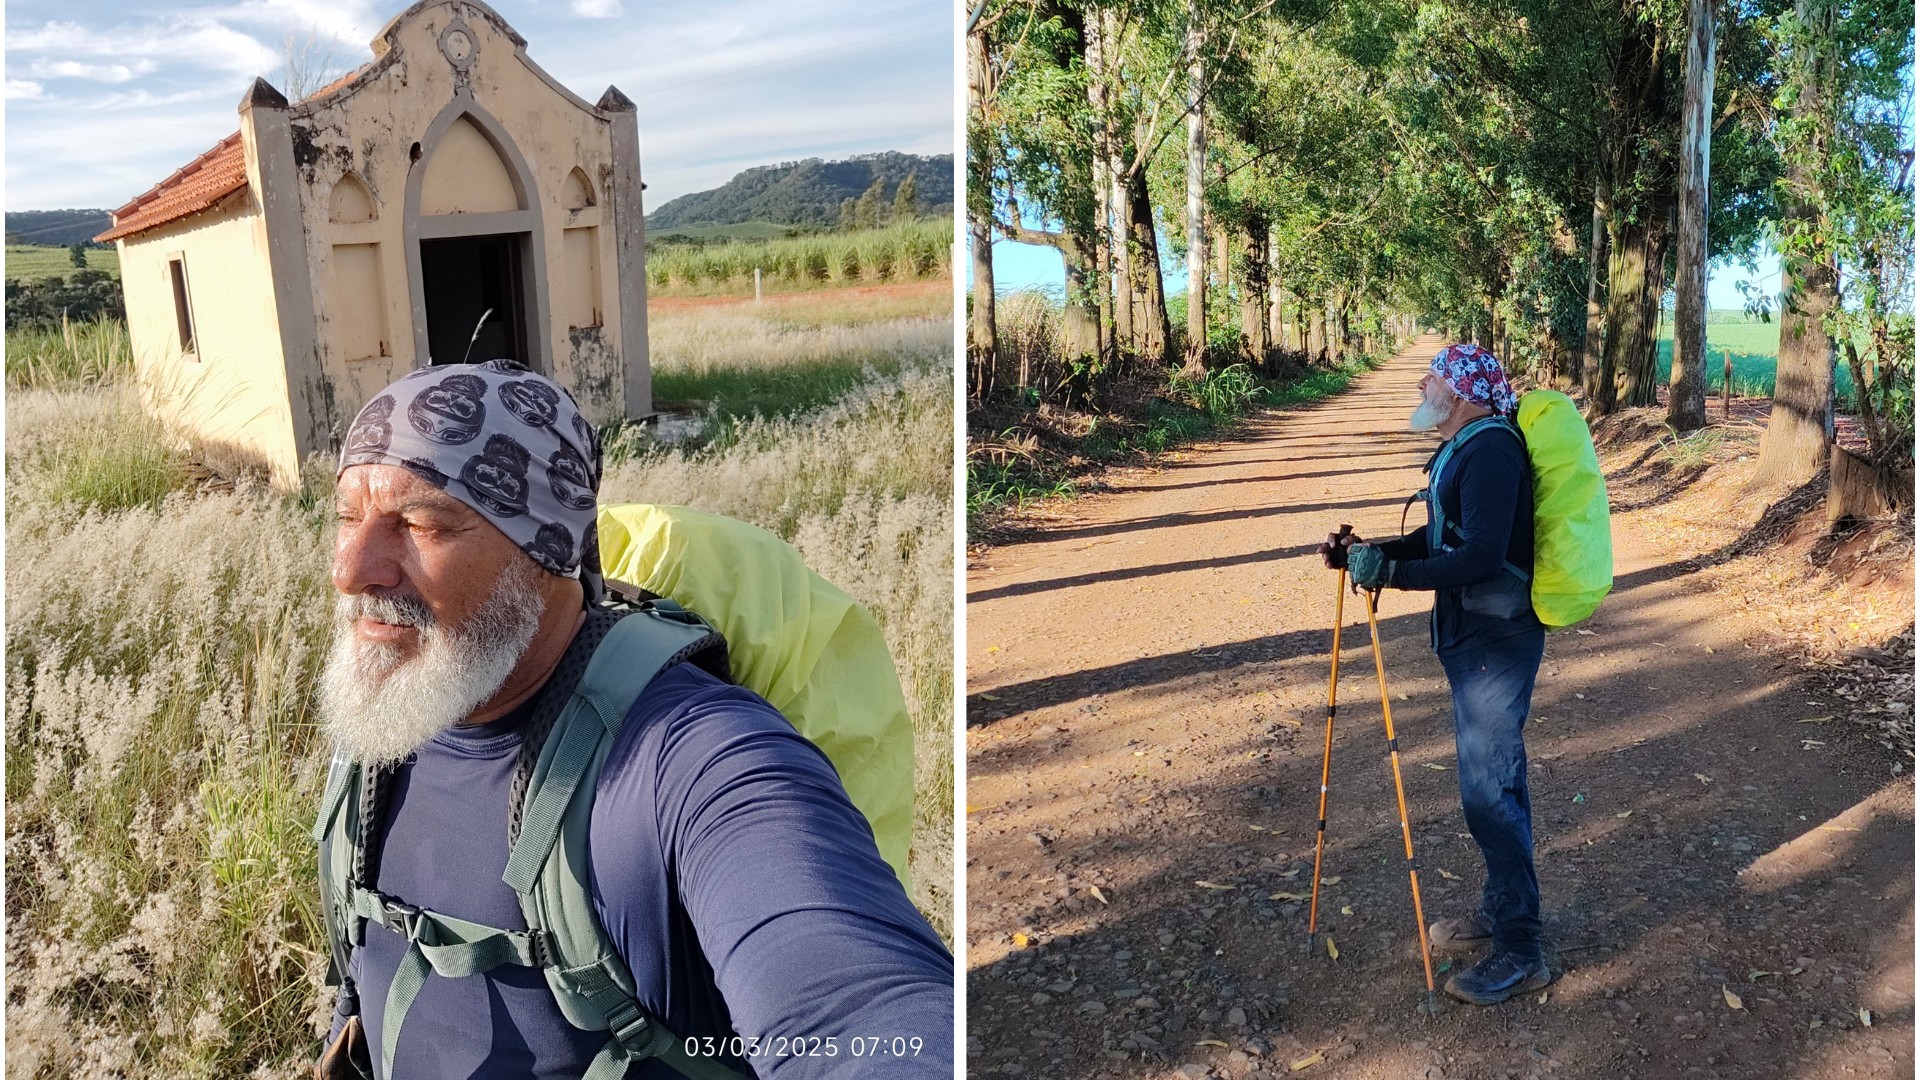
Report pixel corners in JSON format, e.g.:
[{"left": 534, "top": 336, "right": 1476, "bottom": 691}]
[
  {"left": 1266, "top": 232, "right": 1285, "bottom": 347},
  {"left": 1579, "top": 181, "right": 1608, "bottom": 388},
  {"left": 965, "top": 26, "right": 996, "bottom": 394},
  {"left": 1756, "top": 0, "right": 1838, "bottom": 484},
  {"left": 1589, "top": 213, "right": 1643, "bottom": 414},
  {"left": 1668, "top": 0, "right": 1717, "bottom": 432},
  {"left": 1238, "top": 217, "right": 1269, "bottom": 368},
  {"left": 1182, "top": 10, "right": 1208, "bottom": 377},
  {"left": 1124, "top": 165, "right": 1171, "bottom": 364},
  {"left": 1619, "top": 200, "right": 1674, "bottom": 408},
  {"left": 1085, "top": 13, "right": 1114, "bottom": 365}
]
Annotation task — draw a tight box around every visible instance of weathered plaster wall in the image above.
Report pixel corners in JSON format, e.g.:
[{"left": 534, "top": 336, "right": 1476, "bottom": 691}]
[
  {"left": 118, "top": 197, "right": 302, "bottom": 485},
  {"left": 286, "top": 0, "right": 633, "bottom": 438}
]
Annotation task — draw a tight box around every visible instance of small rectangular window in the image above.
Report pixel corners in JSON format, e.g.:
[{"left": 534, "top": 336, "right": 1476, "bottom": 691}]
[{"left": 168, "top": 255, "right": 197, "bottom": 356}]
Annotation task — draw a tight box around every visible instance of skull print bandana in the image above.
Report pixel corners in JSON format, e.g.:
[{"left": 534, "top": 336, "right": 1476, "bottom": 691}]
[
  {"left": 1430, "top": 343, "right": 1518, "bottom": 418},
  {"left": 339, "top": 361, "right": 605, "bottom": 602}
]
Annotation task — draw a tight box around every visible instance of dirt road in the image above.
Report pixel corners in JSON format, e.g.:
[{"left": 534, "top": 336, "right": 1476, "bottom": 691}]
[{"left": 964, "top": 335, "right": 1913, "bottom": 1080}]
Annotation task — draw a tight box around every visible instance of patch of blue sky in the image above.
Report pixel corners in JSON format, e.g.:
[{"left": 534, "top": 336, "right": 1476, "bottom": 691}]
[{"left": 4, "top": 0, "right": 953, "bottom": 212}]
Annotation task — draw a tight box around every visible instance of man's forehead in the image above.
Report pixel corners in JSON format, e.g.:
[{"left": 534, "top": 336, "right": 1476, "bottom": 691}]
[{"left": 338, "top": 464, "right": 477, "bottom": 519}]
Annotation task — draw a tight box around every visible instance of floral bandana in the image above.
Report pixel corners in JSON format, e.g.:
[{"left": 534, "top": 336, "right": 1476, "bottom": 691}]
[
  {"left": 1431, "top": 344, "right": 1518, "bottom": 418},
  {"left": 338, "top": 361, "right": 605, "bottom": 602}
]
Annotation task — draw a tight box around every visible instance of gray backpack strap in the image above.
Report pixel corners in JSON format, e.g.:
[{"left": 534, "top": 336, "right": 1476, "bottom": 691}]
[
  {"left": 1420, "top": 417, "right": 1530, "bottom": 582},
  {"left": 507, "top": 605, "right": 750, "bottom": 1080}
]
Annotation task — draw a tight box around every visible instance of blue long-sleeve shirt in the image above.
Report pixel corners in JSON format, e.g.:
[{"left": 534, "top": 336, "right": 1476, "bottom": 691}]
[
  {"left": 1377, "top": 420, "right": 1540, "bottom": 651},
  {"left": 330, "top": 662, "right": 953, "bottom": 1079}
]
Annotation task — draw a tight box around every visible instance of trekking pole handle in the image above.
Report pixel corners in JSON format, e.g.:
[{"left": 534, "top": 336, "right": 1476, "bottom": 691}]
[{"left": 1325, "top": 523, "right": 1355, "bottom": 569}]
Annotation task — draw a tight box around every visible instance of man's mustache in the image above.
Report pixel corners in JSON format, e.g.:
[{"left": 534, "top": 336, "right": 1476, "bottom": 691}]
[{"left": 343, "top": 591, "right": 435, "bottom": 629}]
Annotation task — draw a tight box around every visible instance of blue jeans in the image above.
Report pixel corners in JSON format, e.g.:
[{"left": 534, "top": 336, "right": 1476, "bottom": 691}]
[{"left": 1438, "top": 625, "right": 1545, "bottom": 961}]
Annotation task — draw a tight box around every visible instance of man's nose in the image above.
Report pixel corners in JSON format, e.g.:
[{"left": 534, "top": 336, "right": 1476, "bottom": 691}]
[{"left": 332, "top": 519, "right": 404, "bottom": 596}]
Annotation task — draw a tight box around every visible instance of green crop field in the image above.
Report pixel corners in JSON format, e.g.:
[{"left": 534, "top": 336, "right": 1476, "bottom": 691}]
[
  {"left": 649, "top": 220, "right": 805, "bottom": 243},
  {"left": 6, "top": 244, "right": 119, "bottom": 282},
  {"left": 1653, "top": 310, "right": 1859, "bottom": 398}
]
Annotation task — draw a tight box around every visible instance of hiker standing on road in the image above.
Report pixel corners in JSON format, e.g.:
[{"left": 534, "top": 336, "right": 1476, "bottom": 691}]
[
  {"left": 314, "top": 363, "right": 952, "bottom": 1078},
  {"left": 1318, "top": 344, "right": 1551, "bottom": 1006}
]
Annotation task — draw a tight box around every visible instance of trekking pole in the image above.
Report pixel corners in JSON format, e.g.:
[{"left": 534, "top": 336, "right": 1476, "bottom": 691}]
[
  {"left": 1361, "top": 585, "right": 1441, "bottom": 1017},
  {"left": 1306, "top": 524, "right": 1353, "bottom": 955}
]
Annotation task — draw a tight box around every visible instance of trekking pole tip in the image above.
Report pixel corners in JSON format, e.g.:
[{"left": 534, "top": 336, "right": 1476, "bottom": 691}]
[{"left": 1420, "top": 990, "right": 1442, "bottom": 1020}]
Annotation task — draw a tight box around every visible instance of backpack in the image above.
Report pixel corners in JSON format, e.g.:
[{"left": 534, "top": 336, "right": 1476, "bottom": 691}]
[
  {"left": 315, "top": 504, "right": 917, "bottom": 1080},
  {"left": 1412, "top": 390, "right": 1613, "bottom": 627}
]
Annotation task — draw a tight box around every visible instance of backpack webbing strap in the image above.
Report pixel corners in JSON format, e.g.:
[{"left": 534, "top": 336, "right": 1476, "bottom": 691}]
[
  {"left": 502, "top": 610, "right": 717, "bottom": 895},
  {"left": 1421, "top": 417, "right": 1530, "bottom": 582},
  {"left": 348, "top": 884, "right": 546, "bottom": 1075},
  {"left": 575, "top": 975, "right": 750, "bottom": 1080}
]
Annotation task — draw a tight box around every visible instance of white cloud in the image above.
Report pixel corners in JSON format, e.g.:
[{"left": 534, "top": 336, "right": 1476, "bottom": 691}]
[
  {"left": 27, "top": 58, "right": 157, "bottom": 83},
  {"left": 7, "top": 17, "right": 279, "bottom": 79},
  {"left": 6, "top": 79, "right": 46, "bottom": 100},
  {"left": 571, "top": 0, "right": 625, "bottom": 17}
]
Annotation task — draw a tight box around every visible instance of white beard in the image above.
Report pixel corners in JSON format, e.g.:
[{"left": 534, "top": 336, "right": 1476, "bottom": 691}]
[
  {"left": 318, "top": 559, "right": 545, "bottom": 767},
  {"left": 1409, "top": 382, "right": 1456, "bottom": 432}
]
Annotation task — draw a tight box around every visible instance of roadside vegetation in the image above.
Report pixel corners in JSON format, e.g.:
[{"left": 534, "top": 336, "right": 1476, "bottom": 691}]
[
  {"left": 4, "top": 287, "right": 954, "bottom": 1077},
  {"left": 967, "top": 289, "right": 1389, "bottom": 539}
]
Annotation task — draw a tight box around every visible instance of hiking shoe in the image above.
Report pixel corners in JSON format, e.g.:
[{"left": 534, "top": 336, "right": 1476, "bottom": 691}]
[
  {"left": 1443, "top": 952, "right": 1552, "bottom": 1006},
  {"left": 1428, "top": 912, "right": 1493, "bottom": 952}
]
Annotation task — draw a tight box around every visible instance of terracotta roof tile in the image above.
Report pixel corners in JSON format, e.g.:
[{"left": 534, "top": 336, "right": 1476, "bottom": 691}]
[{"left": 96, "top": 132, "right": 249, "bottom": 243}]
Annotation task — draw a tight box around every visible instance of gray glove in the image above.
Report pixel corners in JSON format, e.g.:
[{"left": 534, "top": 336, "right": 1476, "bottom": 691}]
[{"left": 1346, "top": 544, "right": 1394, "bottom": 590}]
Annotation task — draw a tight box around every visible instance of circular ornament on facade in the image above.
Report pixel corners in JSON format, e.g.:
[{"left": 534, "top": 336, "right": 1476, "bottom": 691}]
[{"left": 439, "top": 20, "right": 478, "bottom": 70}]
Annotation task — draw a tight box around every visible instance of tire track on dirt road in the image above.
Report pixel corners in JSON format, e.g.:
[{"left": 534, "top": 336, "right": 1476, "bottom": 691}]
[{"left": 965, "top": 334, "right": 1912, "bottom": 1080}]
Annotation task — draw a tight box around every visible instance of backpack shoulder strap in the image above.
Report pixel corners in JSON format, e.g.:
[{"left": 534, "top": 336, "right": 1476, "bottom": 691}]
[
  {"left": 1419, "top": 417, "right": 1530, "bottom": 581},
  {"left": 508, "top": 602, "right": 748, "bottom": 1080}
]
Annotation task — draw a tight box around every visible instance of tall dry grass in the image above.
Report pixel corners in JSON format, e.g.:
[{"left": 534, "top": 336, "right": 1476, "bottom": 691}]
[{"left": 5, "top": 306, "right": 956, "bottom": 1075}]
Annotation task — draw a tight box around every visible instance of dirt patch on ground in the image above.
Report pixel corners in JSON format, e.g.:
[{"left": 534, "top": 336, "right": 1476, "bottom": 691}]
[{"left": 965, "top": 336, "right": 1914, "bottom": 1080}]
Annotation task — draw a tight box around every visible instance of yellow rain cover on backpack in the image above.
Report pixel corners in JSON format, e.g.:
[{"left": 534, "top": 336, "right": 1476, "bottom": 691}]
[
  {"left": 1514, "top": 391, "right": 1614, "bottom": 626},
  {"left": 597, "top": 504, "right": 914, "bottom": 889}
]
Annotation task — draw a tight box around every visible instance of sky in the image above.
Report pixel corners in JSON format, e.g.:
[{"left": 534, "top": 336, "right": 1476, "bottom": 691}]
[
  {"left": 3, "top": 0, "right": 955, "bottom": 212},
  {"left": 984, "top": 236, "right": 1785, "bottom": 312}
]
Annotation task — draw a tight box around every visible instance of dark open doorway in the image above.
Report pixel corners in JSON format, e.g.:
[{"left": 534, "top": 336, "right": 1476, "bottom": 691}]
[{"left": 420, "top": 233, "right": 531, "bottom": 367}]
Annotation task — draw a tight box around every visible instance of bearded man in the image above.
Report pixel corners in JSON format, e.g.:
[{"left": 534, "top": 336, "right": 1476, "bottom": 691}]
[
  {"left": 316, "top": 362, "right": 952, "bottom": 1078},
  {"left": 1318, "top": 344, "right": 1551, "bottom": 1007}
]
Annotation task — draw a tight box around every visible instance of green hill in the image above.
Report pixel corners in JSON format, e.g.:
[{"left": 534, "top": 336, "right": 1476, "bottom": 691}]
[
  {"left": 648, "top": 152, "right": 953, "bottom": 230},
  {"left": 6, "top": 210, "right": 113, "bottom": 246}
]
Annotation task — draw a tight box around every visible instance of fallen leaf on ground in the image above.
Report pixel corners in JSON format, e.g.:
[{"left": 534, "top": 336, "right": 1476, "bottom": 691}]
[
  {"left": 1537, "top": 991, "right": 1549, "bottom": 1005},
  {"left": 1798, "top": 716, "right": 1834, "bottom": 724},
  {"left": 1012, "top": 933, "right": 1030, "bottom": 949},
  {"left": 1859, "top": 1007, "right": 1873, "bottom": 1027},
  {"left": 1723, "top": 985, "right": 1744, "bottom": 1010},
  {"left": 1340, "top": 905, "right": 1353, "bottom": 915},
  {"left": 1748, "top": 971, "right": 1780, "bottom": 980},
  {"left": 1320, "top": 875, "right": 1342, "bottom": 885},
  {"left": 1196, "top": 1039, "right": 1230, "bottom": 1048},
  {"left": 1090, "top": 886, "right": 1108, "bottom": 904},
  {"left": 1436, "top": 868, "right": 1461, "bottom": 881},
  {"left": 1616, "top": 810, "right": 1634, "bottom": 819},
  {"left": 1289, "top": 1052, "right": 1324, "bottom": 1072},
  {"left": 1423, "top": 762, "right": 1448, "bottom": 770},
  {"left": 1195, "top": 881, "right": 1236, "bottom": 891},
  {"left": 1572, "top": 793, "right": 1586, "bottom": 803},
  {"left": 979, "top": 693, "right": 1001, "bottom": 701},
  {"left": 1694, "top": 773, "right": 1714, "bottom": 784},
  {"left": 1576, "top": 629, "right": 1596, "bottom": 636},
  {"left": 1269, "top": 891, "right": 1311, "bottom": 901},
  {"left": 1326, "top": 937, "right": 1340, "bottom": 960},
  {"left": 1250, "top": 824, "right": 1270, "bottom": 832}
]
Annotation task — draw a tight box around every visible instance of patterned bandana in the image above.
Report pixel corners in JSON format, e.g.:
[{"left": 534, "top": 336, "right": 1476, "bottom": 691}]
[
  {"left": 338, "top": 361, "right": 605, "bottom": 603},
  {"left": 1430, "top": 344, "right": 1518, "bottom": 418}
]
